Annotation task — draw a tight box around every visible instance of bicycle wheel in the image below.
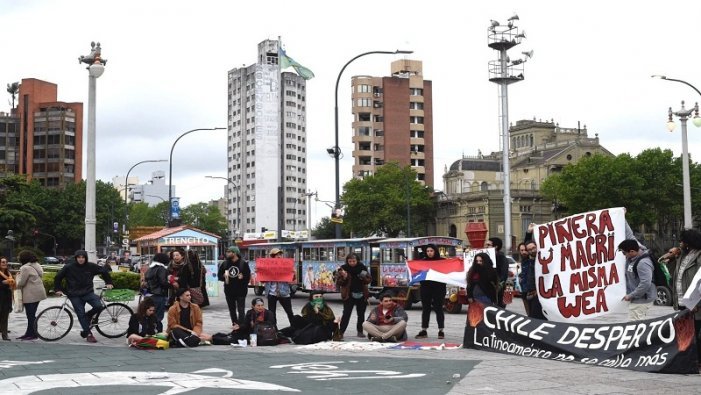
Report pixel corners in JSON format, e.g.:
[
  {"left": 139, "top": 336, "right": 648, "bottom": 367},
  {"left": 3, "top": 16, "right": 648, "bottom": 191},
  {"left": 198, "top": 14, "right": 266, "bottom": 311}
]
[
  {"left": 35, "top": 306, "right": 73, "bottom": 341},
  {"left": 94, "top": 302, "right": 133, "bottom": 338}
]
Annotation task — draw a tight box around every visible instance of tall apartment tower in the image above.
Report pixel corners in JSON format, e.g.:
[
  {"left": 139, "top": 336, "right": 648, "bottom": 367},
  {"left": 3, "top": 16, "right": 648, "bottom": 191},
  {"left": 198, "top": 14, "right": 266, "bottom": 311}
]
[
  {"left": 0, "top": 112, "right": 19, "bottom": 178},
  {"left": 7, "top": 78, "right": 83, "bottom": 187},
  {"left": 227, "top": 39, "right": 308, "bottom": 238},
  {"left": 351, "top": 59, "right": 434, "bottom": 187}
]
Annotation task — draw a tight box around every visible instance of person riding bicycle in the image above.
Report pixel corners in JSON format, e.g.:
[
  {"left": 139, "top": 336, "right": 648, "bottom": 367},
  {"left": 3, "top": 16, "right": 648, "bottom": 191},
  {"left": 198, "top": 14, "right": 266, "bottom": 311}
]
[{"left": 54, "top": 250, "right": 114, "bottom": 343}]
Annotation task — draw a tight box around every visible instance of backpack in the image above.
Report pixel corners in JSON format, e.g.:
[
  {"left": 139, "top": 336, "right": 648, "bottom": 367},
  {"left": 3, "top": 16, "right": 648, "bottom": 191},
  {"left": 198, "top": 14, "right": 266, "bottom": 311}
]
[
  {"left": 633, "top": 253, "right": 668, "bottom": 287},
  {"left": 254, "top": 322, "right": 278, "bottom": 346}
]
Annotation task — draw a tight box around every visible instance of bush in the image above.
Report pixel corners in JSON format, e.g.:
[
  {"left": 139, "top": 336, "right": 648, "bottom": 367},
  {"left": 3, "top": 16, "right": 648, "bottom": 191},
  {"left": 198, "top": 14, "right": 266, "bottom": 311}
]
[
  {"left": 109, "top": 272, "right": 141, "bottom": 290},
  {"left": 40, "top": 271, "right": 140, "bottom": 296}
]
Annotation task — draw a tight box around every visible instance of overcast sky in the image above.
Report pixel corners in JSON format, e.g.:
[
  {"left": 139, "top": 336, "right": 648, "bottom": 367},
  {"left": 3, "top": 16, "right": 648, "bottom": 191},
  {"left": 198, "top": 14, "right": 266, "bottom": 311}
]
[{"left": 2, "top": 0, "right": 701, "bottom": 228}]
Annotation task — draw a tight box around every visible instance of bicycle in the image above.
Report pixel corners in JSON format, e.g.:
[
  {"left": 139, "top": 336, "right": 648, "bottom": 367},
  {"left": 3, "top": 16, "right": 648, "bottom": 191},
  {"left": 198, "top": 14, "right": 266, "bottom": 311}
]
[{"left": 35, "top": 288, "right": 134, "bottom": 341}]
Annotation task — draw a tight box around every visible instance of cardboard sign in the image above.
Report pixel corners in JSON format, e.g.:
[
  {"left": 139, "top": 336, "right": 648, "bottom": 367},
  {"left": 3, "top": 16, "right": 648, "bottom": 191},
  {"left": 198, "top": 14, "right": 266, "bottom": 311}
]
[
  {"left": 534, "top": 207, "right": 627, "bottom": 322},
  {"left": 255, "top": 258, "right": 295, "bottom": 282}
]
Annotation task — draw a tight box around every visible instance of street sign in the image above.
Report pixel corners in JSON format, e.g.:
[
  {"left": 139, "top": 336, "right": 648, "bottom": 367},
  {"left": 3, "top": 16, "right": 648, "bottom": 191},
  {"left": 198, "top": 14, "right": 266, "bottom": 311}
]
[{"left": 122, "top": 238, "right": 130, "bottom": 245}]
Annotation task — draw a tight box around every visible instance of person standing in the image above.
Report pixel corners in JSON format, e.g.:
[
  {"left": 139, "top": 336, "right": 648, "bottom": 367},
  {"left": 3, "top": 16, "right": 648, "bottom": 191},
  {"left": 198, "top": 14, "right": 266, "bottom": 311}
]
[
  {"left": 188, "top": 250, "right": 210, "bottom": 308},
  {"left": 672, "top": 229, "right": 701, "bottom": 362},
  {"left": 466, "top": 253, "right": 499, "bottom": 305},
  {"left": 0, "top": 256, "right": 15, "bottom": 340},
  {"left": 264, "top": 248, "right": 295, "bottom": 325},
  {"left": 145, "top": 252, "right": 170, "bottom": 331},
  {"left": 516, "top": 242, "right": 531, "bottom": 315},
  {"left": 119, "top": 251, "right": 133, "bottom": 270},
  {"left": 218, "top": 246, "right": 250, "bottom": 326},
  {"left": 336, "top": 253, "right": 371, "bottom": 339},
  {"left": 54, "top": 250, "right": 113, "bottom": 343},
  {"left": 16, "top": 250, "right": 47, "bottom": 340},
  {"left": 485, "top": 237, "right": 509, "bottom": 308},
  {"left": 524, "top": 241, "right": 546, "bottom": 320},
  {"left": 167, "top": 248, "right": 194, "bottom": 306},
  {"left": 618, "top": 239, "right": 656, "bottom": 320},
  {"left": 415, "top": 244, "right": 446, "bottom": 339}
]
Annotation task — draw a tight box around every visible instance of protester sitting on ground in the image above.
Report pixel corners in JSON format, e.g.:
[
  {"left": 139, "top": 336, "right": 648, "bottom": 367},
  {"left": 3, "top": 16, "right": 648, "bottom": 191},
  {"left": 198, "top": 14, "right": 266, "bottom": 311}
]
[
  {"left": 363, "top": 292, "right": 408, "bottom": 343},
  {"left": 230, "top": 297, "right": 278, "bottom": 346},
  {"left": 166, "top": 288, "right": 211, "bottom": 347},
  {"left": 54, "top": 250, "right": 113, "bottom": 343},
  {"left": 127, "top": 297, "right": 159, "bottom": 346},
  {"left": 466, "top": 252, "right": 499, "bottom": 305},
  {"left": 280, "top": 292, "right": 340, "bottom": 344}
]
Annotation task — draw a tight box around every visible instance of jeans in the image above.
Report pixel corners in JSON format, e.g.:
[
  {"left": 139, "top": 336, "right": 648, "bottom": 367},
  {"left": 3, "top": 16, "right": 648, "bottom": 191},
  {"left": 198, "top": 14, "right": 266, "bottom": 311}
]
[
  {"left": 69, "top": 292, "right": 103, "bottom": 335},
  {"left": 23, "top": 302, "right": 39, "bottom": 338},
  {"left": 267, "top": 295, "right": 295, "bottom": 325},
  {"left": 150, "top": 294, "right": 167, "bottom": 332},
  {"left": 224, "top": 290, "right": 246, "bottom": 324},
  {"left": 340, "top": 297, "right": 367, "bottom": 334}
]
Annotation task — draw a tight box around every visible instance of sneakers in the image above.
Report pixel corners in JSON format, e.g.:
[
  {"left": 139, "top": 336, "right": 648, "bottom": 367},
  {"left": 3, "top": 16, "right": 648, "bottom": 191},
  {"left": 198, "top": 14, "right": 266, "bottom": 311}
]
[
  {"left": 386, "top": 335, "right": 398, "bottom": 343},
  {"left": 357, "top": 331, "right": 364, "bottom": 338},
  {"left": 370, "top": 336, "right": 383, "bottom": 342},
  {"left": 438, "top": 330, "right": 445, "bottom": 339},
  {"left": 415, "top": 330, "right": 428, "bottom": 339},
  {"left": 86, "top": 333, "right": 97, "bottom": 343}
]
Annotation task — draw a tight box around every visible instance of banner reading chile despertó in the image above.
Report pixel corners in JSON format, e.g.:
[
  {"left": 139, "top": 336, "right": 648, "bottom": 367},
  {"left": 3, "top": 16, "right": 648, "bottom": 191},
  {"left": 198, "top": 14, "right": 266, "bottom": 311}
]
[{"left": 464, "top": 303, "right": 698, "bottom": 374}]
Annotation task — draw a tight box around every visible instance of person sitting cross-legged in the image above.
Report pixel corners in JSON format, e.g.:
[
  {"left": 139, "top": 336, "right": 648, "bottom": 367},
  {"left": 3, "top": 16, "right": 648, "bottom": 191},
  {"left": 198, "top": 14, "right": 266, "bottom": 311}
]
[{"left": 362, "top": 292, "right": 408, "bottom": 343}]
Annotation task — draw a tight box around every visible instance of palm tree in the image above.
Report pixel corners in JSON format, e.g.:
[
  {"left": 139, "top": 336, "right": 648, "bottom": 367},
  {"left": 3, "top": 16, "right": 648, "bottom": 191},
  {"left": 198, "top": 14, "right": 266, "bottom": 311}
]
[{"left": 6, "top": 82, "right": 19, "bottom": 110}]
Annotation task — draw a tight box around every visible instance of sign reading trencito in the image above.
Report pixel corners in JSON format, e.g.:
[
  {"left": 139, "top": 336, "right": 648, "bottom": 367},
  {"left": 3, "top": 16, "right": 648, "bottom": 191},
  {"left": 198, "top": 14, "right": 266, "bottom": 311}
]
[{"left": 160, "top": 236, "right": 214, "bottom": 245}]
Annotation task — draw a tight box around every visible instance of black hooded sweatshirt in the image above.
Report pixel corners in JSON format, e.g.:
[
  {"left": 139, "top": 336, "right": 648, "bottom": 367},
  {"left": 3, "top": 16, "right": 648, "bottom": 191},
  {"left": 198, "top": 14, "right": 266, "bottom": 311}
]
[{"left": 54, "top": 250, "right": 113, "bottom": 296}]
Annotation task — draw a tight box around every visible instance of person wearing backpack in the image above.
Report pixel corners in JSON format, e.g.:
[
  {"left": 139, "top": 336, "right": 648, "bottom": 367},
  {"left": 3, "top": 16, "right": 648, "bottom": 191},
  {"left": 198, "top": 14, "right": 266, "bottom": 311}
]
[
  {"left": 618, "top": 239, "right": 656, "bottom": 320},
  {"left": 145, "top": 253, "right": 170, "bottom": 331}
]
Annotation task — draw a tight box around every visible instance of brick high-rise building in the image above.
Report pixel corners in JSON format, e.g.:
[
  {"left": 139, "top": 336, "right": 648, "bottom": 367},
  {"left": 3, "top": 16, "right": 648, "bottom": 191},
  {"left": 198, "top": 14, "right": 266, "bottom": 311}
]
[
  {"left": 351, "top": 59, "right": 434, "bottom": 187},
  {"left": 6, "top": 78, "right": 84, "bottom": 187}
]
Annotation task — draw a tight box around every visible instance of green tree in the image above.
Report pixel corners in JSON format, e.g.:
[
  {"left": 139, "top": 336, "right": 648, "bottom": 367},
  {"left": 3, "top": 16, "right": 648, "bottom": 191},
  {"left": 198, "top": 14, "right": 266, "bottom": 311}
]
[
  {"left": 181, "top": 202, "right": 227, "bottom": 237},
  {"left": 0, "top": 175, "right": 44, "bottom": 247},
  {"left": 312, "top": 216, "right": 350, "bottom": 239},
  {"left": 6, "top": 81, "right": 19, "bottom": 110},
  {"left": 341, "top": 163, "right": 434, "bottom": 237},
  {"left": 128, "top": 202, "right": 168, "bottom": 228}
]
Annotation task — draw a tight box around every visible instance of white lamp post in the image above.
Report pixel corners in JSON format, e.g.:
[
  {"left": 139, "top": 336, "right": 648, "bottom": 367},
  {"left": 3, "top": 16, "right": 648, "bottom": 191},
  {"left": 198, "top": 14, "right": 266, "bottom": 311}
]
[
  {"left": 666, "top": 101, "right": 701, "bottom": 229},
  {"left": 79, "top": 42, "right": 106, "bottom": 262}
]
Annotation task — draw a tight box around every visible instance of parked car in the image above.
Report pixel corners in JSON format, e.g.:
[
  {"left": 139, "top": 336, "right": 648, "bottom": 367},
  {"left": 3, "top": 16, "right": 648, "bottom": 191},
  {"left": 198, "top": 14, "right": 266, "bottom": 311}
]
[{"left": 44, "top": 256, "right": 62, "bottom": 265}]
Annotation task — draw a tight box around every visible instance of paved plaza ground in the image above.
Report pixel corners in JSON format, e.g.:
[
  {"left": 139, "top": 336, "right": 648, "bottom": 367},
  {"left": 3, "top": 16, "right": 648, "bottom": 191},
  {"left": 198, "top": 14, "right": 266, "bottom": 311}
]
[{"left": 1, "top": 286, "right": 700, "bottom": 394}]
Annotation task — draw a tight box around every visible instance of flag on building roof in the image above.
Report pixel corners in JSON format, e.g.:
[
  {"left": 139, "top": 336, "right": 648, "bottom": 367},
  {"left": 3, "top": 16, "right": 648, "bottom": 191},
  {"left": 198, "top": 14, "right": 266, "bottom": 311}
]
[{"left": 279, "top": 48, "right": 315, "bottom": 80}]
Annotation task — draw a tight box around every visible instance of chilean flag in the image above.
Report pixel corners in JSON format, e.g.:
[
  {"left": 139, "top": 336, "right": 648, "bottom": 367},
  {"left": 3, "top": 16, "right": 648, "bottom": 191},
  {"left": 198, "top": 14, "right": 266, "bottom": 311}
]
[{"left": 406, "top": 257, "right": 467, "bottom": 287}]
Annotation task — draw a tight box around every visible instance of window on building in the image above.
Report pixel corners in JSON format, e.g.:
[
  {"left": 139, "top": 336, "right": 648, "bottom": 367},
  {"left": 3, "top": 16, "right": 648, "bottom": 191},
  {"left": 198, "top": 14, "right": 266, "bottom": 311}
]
[
  {"left": 410, "top": 102, "right": 424, "bottom": 110},
  {"left": 410, "top": 88, "right": 423, "bottom": 96}
]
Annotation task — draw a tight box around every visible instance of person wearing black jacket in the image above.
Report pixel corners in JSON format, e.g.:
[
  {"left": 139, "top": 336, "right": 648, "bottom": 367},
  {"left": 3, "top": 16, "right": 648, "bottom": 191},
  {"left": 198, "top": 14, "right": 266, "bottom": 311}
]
[
  {"left": 127, "top": 297, "right": 159, "bottom": 346},
  {"left": 466, "top": 253, "right": 499, "bottom": 305},
  {"left": 217, "top": 246, "right": 251, "bottom": 325},
  {"left": 485, "top": 237, "right": 509, "bottom": 307},
  {"left": 415, "top": 244, "right": 446, "bottom": 339},
  {"left": 54, "top": 250, "right": 113, "bottom": 343},
  {"left": 145, "top": 252, "right": 170, "bottom": 331}
]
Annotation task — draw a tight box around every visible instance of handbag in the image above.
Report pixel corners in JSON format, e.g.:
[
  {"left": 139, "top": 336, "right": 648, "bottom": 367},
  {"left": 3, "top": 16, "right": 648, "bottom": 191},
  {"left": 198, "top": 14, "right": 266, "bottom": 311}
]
[
  {"left": 13, "top": 288, "right": 23, "bottom": 313},
  {"left": 189, "top": 287, "right": 205, "bottom": 305}
]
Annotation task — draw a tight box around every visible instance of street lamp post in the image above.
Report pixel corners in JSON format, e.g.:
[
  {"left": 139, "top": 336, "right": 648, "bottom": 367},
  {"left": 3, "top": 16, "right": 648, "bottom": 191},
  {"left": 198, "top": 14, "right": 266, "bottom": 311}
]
[
  {"left": 168, "top": 128, "right": 226, "bottom": 227},
  {"left": 79, "top": 42, "right": 106, "bottom": 262},
  {"left": 653, "top": 75, "right": 701, "bottom": 229},
  {"left": 332, "top": 49, "right": 413, "bottom": 239},
  {"left": 205, "top": 176, "right": 240, "bottom": 239},
  {"left": 124, "top": 159, "right": 167, "bottom": 234},
  {"left": 666, "top": 101, "right": 701, "bottom": 229}
]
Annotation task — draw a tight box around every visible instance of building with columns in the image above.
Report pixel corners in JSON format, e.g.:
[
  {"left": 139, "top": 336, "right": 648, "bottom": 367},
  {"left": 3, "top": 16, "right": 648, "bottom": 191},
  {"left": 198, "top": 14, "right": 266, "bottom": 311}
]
[{"left": 434, "top": 119, "right": 612, "bottom": 249}]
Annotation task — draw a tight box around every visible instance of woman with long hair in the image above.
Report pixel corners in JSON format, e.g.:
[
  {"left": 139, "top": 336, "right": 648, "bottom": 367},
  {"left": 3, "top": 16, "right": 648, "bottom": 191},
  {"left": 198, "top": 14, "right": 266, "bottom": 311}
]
[
  {"left": 672, "top": 228, "right": 701, "bottom": 363},
  {"left": 466, "top": 252, "right": 499, "bottom": 305},
  {"left": 187, "top": 250, "right": 209, "bottom": 307},
  {"left": 126, "top": 297, "right": 159, "bottom": 346},
  {"left": 0, "top": 256, "right": 15, "bottom": 340},
  {"left": 416, "top": 244, "right": 446, "bottom": 339},
  {"left": 16, "top": 250, "right": 47, "bottom": 340},
  {"left": 167, "top": 248, "right": 193, "bottom": 306},
  {"left": 335, "top": 252, "right": 371, "bottom": 340}
]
